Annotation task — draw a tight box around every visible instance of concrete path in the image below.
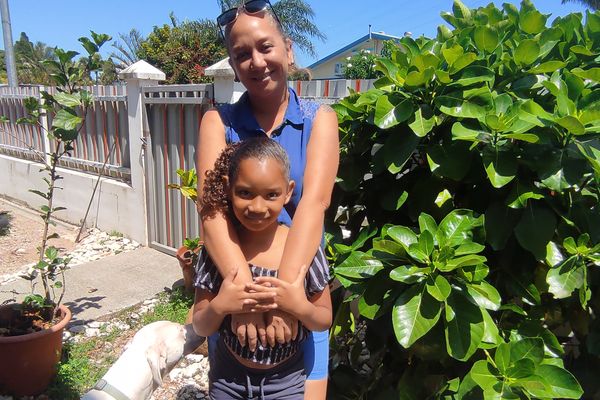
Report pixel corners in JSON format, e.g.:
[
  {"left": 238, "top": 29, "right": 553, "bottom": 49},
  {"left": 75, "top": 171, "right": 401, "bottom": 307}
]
[{"left": 0, "top": 247, "right": 182, "bottom": 323}]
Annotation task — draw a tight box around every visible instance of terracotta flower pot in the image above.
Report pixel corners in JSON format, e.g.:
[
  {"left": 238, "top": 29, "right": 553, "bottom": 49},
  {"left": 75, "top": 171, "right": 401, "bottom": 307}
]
[
  {"left": 176, "top": 244, "right": 201, "bottom": 293},
  {"left": 0, "top": 304, "right": 72, "bottom": 396}
]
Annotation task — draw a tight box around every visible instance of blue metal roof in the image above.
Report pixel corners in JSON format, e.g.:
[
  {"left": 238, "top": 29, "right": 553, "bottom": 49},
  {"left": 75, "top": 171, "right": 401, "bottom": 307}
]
[{"left": 308, "top": 32, "right": 402, "bottom": 70}]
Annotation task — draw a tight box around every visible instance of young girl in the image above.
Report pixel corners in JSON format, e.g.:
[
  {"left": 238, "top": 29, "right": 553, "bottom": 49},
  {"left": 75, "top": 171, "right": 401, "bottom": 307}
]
[{"left": 192, "top": 137, "right": 332, "bottom": 400}]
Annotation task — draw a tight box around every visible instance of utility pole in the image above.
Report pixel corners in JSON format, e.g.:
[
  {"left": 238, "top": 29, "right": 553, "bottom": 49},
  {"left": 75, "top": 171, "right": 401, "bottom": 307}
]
[{"left": 0, "top": 0, "right": 18, "bottom": 87}]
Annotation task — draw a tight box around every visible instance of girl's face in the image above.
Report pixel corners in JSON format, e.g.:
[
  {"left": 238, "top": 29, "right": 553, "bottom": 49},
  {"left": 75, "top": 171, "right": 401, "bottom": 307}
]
[
  {"left": 228, "top": 157, "right": 294, "bottom": 232},
  {"left": 227, "top": 13, "right": 293, "bottom": 99}
]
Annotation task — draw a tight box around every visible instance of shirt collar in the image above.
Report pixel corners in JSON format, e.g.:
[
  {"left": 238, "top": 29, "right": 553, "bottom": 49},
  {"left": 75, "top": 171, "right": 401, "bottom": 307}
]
[{"left": 233, "top": 87, "right": 303, "bottom": 132}]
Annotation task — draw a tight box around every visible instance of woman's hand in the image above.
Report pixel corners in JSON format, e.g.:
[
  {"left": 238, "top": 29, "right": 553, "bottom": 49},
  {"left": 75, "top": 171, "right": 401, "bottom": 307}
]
[{"left": 231, "top": 313, "right": 267, "bottom": 352}]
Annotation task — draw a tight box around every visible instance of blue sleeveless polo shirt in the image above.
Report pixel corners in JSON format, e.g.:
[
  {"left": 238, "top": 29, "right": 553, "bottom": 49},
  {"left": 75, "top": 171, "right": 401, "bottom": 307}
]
[{"left": 217, "top": 87, "right": 320, "bottom": 226}]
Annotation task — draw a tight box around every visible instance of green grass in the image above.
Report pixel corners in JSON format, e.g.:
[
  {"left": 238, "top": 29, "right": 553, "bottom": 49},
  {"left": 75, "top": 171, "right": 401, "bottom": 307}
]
[
  {"left": 108, "top": 230, "right": 124, "bottom": 238},
  {"left": 45, "top": 287, "right": 194, "bottom": 399}
]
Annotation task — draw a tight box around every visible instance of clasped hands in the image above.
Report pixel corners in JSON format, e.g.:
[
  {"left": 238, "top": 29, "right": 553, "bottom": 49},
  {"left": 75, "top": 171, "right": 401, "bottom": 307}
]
[{"left": 212, "top": 266, "right": 309, "bottom": 352}]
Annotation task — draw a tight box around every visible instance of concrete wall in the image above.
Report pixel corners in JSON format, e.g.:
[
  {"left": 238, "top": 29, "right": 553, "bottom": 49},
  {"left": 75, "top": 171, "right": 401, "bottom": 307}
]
[{"left": 0, "top": 154, "right": 147, "bottom": 244}]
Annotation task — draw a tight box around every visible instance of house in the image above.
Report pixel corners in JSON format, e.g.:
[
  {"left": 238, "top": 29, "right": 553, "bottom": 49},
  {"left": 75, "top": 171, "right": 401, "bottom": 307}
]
[{"left": 307, "top": 31, "right": 403, "bottom": 80}]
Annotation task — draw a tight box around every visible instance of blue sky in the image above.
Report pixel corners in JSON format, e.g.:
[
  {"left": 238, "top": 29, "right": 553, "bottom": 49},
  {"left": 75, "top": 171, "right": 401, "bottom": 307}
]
[{"left": 0, "top": 0, "right": 592, "bottom": 68}]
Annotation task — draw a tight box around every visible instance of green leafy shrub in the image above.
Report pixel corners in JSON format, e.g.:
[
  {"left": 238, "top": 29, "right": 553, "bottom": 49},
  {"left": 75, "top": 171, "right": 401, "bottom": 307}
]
[
  {"left": 327, "top": 0, "right": 599, "bottom": 398},
  {"left": 343, "top": 49, "right": 381, "bottom": 79}
]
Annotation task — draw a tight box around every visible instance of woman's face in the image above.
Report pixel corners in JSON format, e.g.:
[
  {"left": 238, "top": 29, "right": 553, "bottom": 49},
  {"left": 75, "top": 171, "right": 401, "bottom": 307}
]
[{"left": 227, "top": 13, "right": 293, "bottom": 98}]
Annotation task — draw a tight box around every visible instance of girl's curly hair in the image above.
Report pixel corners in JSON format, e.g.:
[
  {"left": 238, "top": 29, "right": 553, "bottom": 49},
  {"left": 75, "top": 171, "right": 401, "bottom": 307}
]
[{"left": 201, "top": 137, "right": 290, "bottom": 216}]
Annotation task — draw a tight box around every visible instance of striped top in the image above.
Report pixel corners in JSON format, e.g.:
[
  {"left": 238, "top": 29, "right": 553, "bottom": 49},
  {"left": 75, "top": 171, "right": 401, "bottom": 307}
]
[{"left": 194, "top": 246, "right": 330, "bottom": 366}]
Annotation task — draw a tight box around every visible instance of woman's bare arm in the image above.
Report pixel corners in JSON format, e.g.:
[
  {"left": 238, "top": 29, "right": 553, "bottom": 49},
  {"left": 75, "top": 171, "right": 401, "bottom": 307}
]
[
  {"left": 197, "top": 109, "right": 253, "bottom": 284},
  {"left": 277, "top": 105, "right": 339, "bottom": 282}
]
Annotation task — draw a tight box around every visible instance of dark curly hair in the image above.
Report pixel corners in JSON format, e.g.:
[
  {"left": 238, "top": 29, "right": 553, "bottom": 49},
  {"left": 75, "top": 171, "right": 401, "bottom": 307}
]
[{"left": 201, "top": 137, "right": 290, "bottom": 216}]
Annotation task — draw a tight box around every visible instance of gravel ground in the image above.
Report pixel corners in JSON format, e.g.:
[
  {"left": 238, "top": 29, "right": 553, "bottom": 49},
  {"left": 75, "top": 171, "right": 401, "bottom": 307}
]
[{"left": 0, "top": 199, "right": 77, "bottom": 278}]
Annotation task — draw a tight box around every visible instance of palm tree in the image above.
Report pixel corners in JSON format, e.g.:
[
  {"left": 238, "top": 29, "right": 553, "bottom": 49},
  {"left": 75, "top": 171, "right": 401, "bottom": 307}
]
[
  {"left": 14, "top": 32, "right": 55, "bottom": 84},
  {"left": 561, "top": 0, "right": 599, "bottom": 9},
  {"left": 110, "top": 28, "right": 143, "bottom": 70},
  {"left": 216, "top": 0, "right": 326, "bottom": 58}
]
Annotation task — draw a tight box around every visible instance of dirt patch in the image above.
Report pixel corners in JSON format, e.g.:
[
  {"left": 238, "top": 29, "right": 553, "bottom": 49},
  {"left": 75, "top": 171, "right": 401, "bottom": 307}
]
[{"left": 0, "top": 199, "right": 78, "bottom": 278}]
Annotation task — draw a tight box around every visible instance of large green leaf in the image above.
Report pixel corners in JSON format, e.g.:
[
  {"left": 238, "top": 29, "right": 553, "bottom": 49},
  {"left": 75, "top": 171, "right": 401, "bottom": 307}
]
[
  {"left": 392, "top": 284, "right": 442, "bottom": 348},
  {"left": 546, "top": 256, "right": 584, "bottom": 299},
  {"left": 452, "top": 121, "right": 491, "bottom": 142},
  {"left": 436, "top": 88, "right": 492, "bottom": 119},
  {"left": 442, "top": 44, "right": 464, "bottom": 65},
  {"left": 527, "top": 61, "right": 566, "bottom": 74},
  {"left": 405, "top": 68, "right": 434, "bottom": 87},
  {"left": 510, "top": 337, "right": 544, "bottom": 365},
  {"left": 418, "top": 213, "right": 438, "bottom": 237},
  {"left": 514, "top": 39, "right": 540, "bottom": 66},
  {"left": 437, "top": 209, "right": 483, "bottom": 248},
  {"left": 450, "top": 52, "right": 478, "bottom": 74},
  {"left": 482, "top": 147, "right": 518, "bottom": 188},
  {"left": 408, "top": 105, "right": 435, "bottom": 137},
  {"left": 444, "top": 291, "right": 484, "bottom": 361},
  {"left": 388, "top": 226, "right": 418, "bottom": 251},
  {"left": 505, "top": 181, "right": 544, "bottom": 209},
  {"left": 494, "top": 342, "right": 511, "bottom": 373},
  {"left": 470, "top": 360, "right": 499, "bottom": 392},
  {"left": 52, "top": 109, "right": 82, "bottom": 131},
  {"left": 441, "top": 255, "right": 487, "bottom": 272},
  {"left": 427, "top": 142, "right": 473, "bottom": 181},
  {"left": 374, "top": 95, "right": 414, "bottom": 129},
  {"left": 389, "top": 265, "right": 428, "bottom": 284},
  {"left": 536, "top": 365, "right": 583, "bottom": 399},
  {"left": 514, "top": 205, "right": 557, "bottom": 260},
  {"left": 480, "top": 308, "right": 502, "bottom": 347},
  {"left": 53, "top": 92, "right": 81, "bottom": 108},
  {"left": 335, "top": 252, "right": 384, "bottom": 279},
  {"left": 556, "top": 116, "right": 585, "bottom": 135},
  {"left": 426, "top": 274, "right": 451, "bottom": 302},
  {"left": 473, "top": 26, "right": 499, "bottom": 52},
  {"left": 455, "top": 241, "right": 485, "bottom": 255},
  {"left": 453, "top": 66, "right": 495, "bottom": 86},
  {"left": 520, "top": 10, "right": 547, "bottom": 34},
  {"left": 571, "top": 67, "right": 600, "bottom": 83},
  {"left": 465, "top": 281, "right": 501, "bottom": 311},
  {"left": 576, "top": 142, "right": 600, "bottom": 179},
  {"left": 383, "top": 130, "right": 420, "bottom": 174}
]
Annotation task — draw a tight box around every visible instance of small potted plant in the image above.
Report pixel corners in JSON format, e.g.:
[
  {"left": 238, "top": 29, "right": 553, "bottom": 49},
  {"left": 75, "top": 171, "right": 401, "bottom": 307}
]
[
  {"left": 168, "top": 168, "right": 203, "bottom": 292},
  {"left": 0, "top": 32, "right": 110, "bottom": 396}
]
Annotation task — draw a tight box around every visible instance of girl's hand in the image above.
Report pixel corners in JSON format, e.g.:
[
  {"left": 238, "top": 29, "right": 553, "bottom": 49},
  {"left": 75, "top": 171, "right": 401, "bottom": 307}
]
[
  {"left": 212, "top": 268, "right": 277, "bottom": 316},
  {"left": 246, "top": 265, "right": 309, "bottom": 322}
]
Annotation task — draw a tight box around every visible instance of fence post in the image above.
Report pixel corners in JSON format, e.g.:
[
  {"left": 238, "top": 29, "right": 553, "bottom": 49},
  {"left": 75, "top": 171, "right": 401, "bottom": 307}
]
[
  {"left": 118, "top": 60, "right": 166, "bottom": 245},
  {"left": 205, "top": 57, "right": 245, "bottom": 104}
]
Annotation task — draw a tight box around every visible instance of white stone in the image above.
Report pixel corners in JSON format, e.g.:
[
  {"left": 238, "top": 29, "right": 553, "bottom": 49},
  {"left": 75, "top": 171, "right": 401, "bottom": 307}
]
[
  {"left": 87, "top": 321, "right": 102, "bottom": 329},
  {"left": 182, "top": 363, "right": 203, "bottom": 378},
  {"left": 169, "top": 368, "right": 183, "bottom": 380},
  {"left": 186, "top": 354, "right": 205, "bottom": 363},
  {"left": 85, "top": 327, "right": 100, "bottom": 337}
]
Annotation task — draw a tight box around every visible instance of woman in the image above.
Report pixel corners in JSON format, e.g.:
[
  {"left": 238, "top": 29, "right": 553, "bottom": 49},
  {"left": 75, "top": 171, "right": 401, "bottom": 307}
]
[{"left": 196, "top": 1, "right": 339, "bottom": 398}]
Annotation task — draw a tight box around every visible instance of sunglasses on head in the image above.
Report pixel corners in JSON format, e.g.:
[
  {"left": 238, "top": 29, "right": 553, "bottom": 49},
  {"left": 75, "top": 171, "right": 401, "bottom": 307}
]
[{"left": 217, "top": 0, "right": 282, "bottom": 36}]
